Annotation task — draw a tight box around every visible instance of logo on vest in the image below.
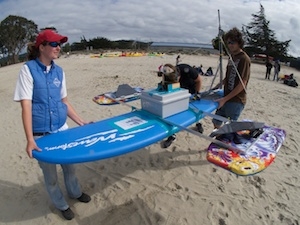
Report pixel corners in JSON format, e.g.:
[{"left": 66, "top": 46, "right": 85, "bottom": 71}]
[{"left": 53, "top": 78, "right": 61, "bottom": 87}]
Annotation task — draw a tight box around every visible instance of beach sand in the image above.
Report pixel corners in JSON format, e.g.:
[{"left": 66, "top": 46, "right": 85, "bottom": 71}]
[{"left": 0, "top": 53, "right": 299, "bottom": 225}]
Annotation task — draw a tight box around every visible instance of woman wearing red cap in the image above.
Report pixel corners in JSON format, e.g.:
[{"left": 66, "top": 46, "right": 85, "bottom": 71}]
[{"left": 14, "top": 29, "right": 91, "bottom": 220}]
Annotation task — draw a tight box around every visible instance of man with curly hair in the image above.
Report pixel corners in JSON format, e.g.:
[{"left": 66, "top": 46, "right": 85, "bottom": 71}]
[{"left": 212, "top": 27, "right": 251, "bottom": 129}]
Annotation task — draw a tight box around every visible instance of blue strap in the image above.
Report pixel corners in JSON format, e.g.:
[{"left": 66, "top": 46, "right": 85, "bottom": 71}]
[
  {"left": 139, "top": 110, "right": 178, "bottom": 136},
  {"left": 187, "top": 106, "right": 203, "bottom": 121}
]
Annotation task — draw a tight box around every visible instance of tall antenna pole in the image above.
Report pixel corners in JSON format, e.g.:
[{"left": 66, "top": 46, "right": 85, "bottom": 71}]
[{"left": 218, "top": 9, "right": 223, "bottom": 88}]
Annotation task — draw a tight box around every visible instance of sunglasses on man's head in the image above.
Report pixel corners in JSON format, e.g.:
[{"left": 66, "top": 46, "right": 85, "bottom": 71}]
[{"left": 47, "top": 42, "right": 61, "bottom": 47}]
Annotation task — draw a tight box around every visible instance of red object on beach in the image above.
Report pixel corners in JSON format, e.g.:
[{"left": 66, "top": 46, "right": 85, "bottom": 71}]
[{"left": 253, "top": 54, "right": 273, "bottom": 61}]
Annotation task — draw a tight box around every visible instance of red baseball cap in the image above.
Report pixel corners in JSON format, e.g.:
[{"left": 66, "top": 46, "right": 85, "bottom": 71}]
[{"left": 35, "top": 29, "right": 68, "bottom": 48}]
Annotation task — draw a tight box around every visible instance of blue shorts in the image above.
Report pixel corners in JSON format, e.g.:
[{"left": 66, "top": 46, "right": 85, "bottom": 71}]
[{"left": 212, "top": 101, "right": 244, "bottom": 127}]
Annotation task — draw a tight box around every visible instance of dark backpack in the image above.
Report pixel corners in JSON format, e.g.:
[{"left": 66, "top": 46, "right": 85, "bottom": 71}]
[{"left": 284, "top": 78, "right": 298, "bottom": 87}]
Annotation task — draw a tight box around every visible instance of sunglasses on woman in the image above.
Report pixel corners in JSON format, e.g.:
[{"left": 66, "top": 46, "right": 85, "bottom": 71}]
[{"left": 47, "top": 42, "right": 61, "bottom": 47}]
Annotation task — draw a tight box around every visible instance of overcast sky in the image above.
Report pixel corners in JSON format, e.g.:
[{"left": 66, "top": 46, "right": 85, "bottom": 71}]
[{"left": 1, "top": 0, "right": 300, "bottom": 57}]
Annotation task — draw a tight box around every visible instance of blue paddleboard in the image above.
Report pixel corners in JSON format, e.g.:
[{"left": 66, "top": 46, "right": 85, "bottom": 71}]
[{"left": 33, "top": 97, "right": 219, "bottom": 164}]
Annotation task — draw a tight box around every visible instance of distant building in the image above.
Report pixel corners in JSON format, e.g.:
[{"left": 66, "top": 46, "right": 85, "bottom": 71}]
[{"left": 149, "top": 42, "right": 217, "bottom": 54}]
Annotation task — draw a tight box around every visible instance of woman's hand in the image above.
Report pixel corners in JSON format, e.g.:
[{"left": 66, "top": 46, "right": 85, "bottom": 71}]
[
  {"left": 79, "top": 121, "right": 94, "bottom": 126},
  {"left": 26, "top": 139, "right": 41, "bottom": 158}
]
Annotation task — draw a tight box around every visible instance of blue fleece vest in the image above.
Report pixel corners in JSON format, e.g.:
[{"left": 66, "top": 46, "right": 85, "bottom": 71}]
[{"left": 26, "top": 59, "right": 67, "bottom": 132}]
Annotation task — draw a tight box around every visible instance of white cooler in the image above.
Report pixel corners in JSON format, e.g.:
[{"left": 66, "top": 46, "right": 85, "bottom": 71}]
[{"left": 140, "top": 88, "right": 191, "bottom": 118}]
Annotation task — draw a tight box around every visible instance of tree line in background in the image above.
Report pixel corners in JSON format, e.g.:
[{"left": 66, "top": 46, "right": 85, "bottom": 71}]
[
  {"left": 212, "top": 4, "right": 292, "bottom": 63},
  {"left": 65, "top": 36, "right": 149, "bottom": 53},
  {"left": 0, "top": 4, "right": 299, "bottom": 69}
]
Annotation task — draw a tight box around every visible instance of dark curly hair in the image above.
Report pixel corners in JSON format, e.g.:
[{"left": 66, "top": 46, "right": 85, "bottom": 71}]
[{"left": 224, "top": 27, "right": 244, "bottom": 48}]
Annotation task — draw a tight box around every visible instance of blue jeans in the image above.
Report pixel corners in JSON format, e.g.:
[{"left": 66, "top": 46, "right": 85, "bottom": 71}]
[
  {"left": 38, "top": 162, "right": 82, "bottom": 210},
  {"left": 212, "top": 101, "right": 244, "bottom": 127},
  {"left": 34, "top": 135, "right": 82, "bottom": 210}
]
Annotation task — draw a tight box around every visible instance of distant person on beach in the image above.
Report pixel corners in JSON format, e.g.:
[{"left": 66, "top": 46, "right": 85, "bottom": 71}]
[
  {"left": 161, "top": 63, "right": 203, "bottom": 148},
  {"left": 193, "top": 64, "right": 204, "bottom": 75},
  {"left": 13, "top": 29, "right": 91, "bottom": 220},
  {"left": 273, "top": 60, "right": 281, "bottom": 81},
  {"left": 198, "top": 64, "right": 204, "bottom": 75},
  {"left": 204, "top": 67, "right": 213, "bottom": 76},
  {"left": 212, "top": 27, "right": 251, "bottom": 129},
  {"left": 176, "top": 55, "right": 181, "bottom": 65},
  {"left": 265, "top": 58, "right": 272, "bottom": 80}
]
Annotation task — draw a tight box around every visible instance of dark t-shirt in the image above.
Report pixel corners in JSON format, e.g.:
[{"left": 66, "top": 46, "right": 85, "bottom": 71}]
[
  {"left": 224, "top": 50, "right": 251, "bottom": 104},
  {"left": 266, "top": 62, "right": 273, "bottom": 69},
  {"left": 177, "top": 64, "right": 199, "bottom": 94}
]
